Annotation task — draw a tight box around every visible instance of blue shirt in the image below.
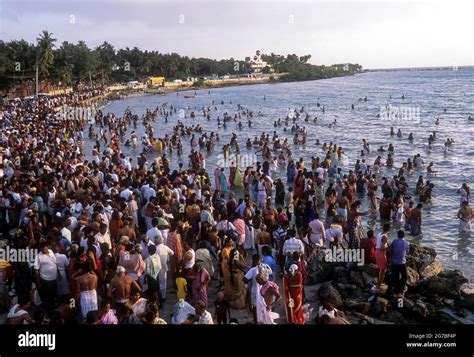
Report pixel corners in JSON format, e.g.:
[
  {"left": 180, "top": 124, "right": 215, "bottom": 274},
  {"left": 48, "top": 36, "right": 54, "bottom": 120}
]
[
  {"left": 391, "top": 239, "right": 410, "bottom": 265},
  {"left": 262, "top": 255, "right": 276, "bottom": 281}
]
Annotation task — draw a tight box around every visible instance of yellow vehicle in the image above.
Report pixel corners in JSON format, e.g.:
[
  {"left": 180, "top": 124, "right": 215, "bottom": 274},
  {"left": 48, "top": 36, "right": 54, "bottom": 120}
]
[{"left": 149, "top": 76, "right": 165, "bottom": 87}]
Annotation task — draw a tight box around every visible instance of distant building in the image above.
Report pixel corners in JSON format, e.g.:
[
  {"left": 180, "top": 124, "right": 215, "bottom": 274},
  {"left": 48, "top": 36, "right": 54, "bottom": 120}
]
[{"left": 148, "top": 77, "right": 165, "bottom": 87}]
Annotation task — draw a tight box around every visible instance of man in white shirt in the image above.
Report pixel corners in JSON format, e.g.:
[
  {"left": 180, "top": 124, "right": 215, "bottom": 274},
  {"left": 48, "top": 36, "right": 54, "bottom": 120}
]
[
  {"left": 95, "top": 223, "right": 112, "bottom": 249},
  {"left": 34, "top": 243, "right": 58, "bottom": 311},
  {"left": 120, "top": 186, "right": 133, "bottom": 201},
  {"left": 146, "top": 218, "right": 163, "bottom": 242}
]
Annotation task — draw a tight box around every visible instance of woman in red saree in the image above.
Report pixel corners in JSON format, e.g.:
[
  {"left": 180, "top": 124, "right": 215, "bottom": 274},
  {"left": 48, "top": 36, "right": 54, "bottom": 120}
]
[{"left": 283, "top": 264, "right": 305, "bottom": 324}]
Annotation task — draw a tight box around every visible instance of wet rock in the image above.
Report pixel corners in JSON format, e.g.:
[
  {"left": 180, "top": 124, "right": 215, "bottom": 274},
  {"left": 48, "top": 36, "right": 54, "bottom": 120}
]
[
  {"left": 443, "top": 299, "right": 455, "bottom": 307},
  {"left": 350, "top": 311, "right": 375, "bottom": 324},
  {"left": 406, "top": 267, "right": 420, "bottom": 287},
  {"left": 361, "top": 271, "right": 377, "bottom": 288},
  {"left": 455, "top": 283, "right": 474, "bottom": 311},
  {"left": 307, "top": 256, "right": 334, "bottom": 284},
  {"left": 418, "top": 270, "right": 469, "bottom": 298},
  {"left": 419, "top": 259, "right": 444, "bottom": 281},
  {"left": 407, "top": 244, "right": 437, "bottom": 274},
  {"left": 381, "top": 310, "right": 408, "bottom": 324},
  {"left": 370, "top": 297, "right": 390, "bottom": 315},
  {"left": 318, "top": 282, "right": 343, "bottom": 307},
  {"left": 412, "top": 300, "right": 429, "bottom": 319},
  {"left": 432, "top": 309, "right": 463, "bottom": 324},
  {"left": 336, "top": 283, "right": 357, "bottom": 291},
  {"left": 331, "top": 266, "right": 348, "bottom": 282},
  {"left": 349, "top": 271, "right": 365, "bottom": 288},
  {"left": 357, "top": 263, "right": 378, "bottom": 277},
  {"left": 343, "top": 298, "right": 368, "bottom": 312}
]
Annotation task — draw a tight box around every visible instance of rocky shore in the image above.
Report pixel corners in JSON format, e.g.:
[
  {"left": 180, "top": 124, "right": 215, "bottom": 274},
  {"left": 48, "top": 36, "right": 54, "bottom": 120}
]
[{"left": 308, "top": 244, "right": 474, "bottom": 324}]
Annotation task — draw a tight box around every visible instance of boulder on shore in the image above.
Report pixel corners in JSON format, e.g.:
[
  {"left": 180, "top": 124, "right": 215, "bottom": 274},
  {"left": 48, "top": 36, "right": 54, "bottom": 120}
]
[{"left": 318, "top": 282, "right": 343, "bottom": 307}]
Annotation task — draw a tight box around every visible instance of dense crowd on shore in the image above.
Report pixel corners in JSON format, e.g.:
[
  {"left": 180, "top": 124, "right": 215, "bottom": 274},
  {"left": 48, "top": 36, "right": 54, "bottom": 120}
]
[{"left": 0, "top": 85, "right": 471, "bottom": 326}]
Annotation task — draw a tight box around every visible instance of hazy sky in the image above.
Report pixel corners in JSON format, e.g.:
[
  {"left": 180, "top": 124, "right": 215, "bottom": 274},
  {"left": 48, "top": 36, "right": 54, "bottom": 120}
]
[{"left": 1, "top": 0, "right": 473, "bottom": 69}]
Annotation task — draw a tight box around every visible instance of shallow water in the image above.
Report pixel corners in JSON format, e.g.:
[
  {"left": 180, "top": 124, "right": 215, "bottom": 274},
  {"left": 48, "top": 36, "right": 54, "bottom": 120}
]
[{"left": 93, "top": 69, "right": 474, "bottom": 280}]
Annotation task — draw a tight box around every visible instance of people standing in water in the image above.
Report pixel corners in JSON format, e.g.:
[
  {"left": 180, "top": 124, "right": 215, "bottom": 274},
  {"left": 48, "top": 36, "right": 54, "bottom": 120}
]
[{"left": 0, "top": 83, "right": 467, "bottom": 326}]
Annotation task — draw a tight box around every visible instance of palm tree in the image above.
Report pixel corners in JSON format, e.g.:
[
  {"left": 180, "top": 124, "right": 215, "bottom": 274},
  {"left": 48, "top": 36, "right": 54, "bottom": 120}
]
[{"left": 36, "top": 30, "right": 57, "bottom": 79}]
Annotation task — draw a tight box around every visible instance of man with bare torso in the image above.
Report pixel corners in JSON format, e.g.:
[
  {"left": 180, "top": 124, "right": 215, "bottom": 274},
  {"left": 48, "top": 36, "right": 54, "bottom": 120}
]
[
  {"left": 457, "top": 202, "right": 473, "bottom": 233},
  {"left": 107, "top": 266, "right": 141, "bottom": 306},
  {"left": 76, "top": 260, "right": 98, "bottom": 319}
]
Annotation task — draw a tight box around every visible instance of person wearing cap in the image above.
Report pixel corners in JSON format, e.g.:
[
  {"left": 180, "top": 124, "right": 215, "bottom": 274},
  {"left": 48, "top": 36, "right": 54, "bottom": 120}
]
[
  {"left": 282, "top": 264, "right": 304, "bottom": 324},
  {"left": 107, "top": 265, "right": 141, "bottom": 308}
]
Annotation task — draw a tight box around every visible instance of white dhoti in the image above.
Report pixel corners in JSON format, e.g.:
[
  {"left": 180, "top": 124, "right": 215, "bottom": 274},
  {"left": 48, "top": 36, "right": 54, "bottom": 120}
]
[
  {"left": 159, "top": 270, "right": 168, "bottom": 299},
  {"left": 80, "top": 290, "right": 98, "bottom": 318},
  {"left": 256, "top": 286, "right": 279, "bottom": 324}
]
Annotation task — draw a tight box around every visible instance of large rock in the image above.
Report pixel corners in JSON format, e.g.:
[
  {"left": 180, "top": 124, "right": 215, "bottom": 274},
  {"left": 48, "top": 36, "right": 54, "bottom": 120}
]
[
  {"left": 343, "top": 298, "right": 368, "bottom": 311},
  {"left": 307, "top": 255, "right": 334, "bottom": 284},
  {"left": 419, "top": 259, "right": 444, "bottom": 281},
  {"left": 455, "top": 283, "right": 474, "bottom": 311},
  {"left": 415, "top": 270, "right": 469, "bottom": 298},
  {"left": 412, "top": 300, "right": 429, "bottom": 319},
  {"left": 407, "top": 244, "right": 437, "bottom": 275},
  {"left": 381, "top": 310, "right": 408, "bottom": 324},
  {"left": 357, "top": 263, "right": 378, "bottom": 277},
  {"left": 370, "top": 297, "right": 390, "bottom": 315},
  {"left": 361, "top": 272, "right": 377, "bottom": 288},
  {"left": 331, "top": 266, "right": 349, "bottom": 282},
  {"left": 349, "top": 271, "right": 365, "bottom": 288},
  {"left": 318, "top": 282, "right": 343, "bottom": 307},
  {"left": 350, "top": 311, "right": 375, "bottom": 324},
  {"left": 406, "top": 267, "right": 420, "bottom": 287}
]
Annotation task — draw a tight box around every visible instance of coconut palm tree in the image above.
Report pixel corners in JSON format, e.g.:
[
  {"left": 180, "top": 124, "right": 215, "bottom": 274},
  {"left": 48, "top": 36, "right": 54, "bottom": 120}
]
[{"left": 36, "top": 31, "right": 57, "bottom": 79}]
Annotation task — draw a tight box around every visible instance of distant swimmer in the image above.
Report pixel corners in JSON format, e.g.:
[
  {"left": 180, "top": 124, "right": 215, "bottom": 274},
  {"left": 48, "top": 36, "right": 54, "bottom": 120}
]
[
  {"left": 435, "top": 118, "right": 440, "bottom": 125},
  {"left": 408, "top": 133, "right": 414, "bottom": 141},
  {"left": 390, "top": 127, "right": 395, "bottom": 136},
  {"left": 469, "top": 116, "right": 473, "bottom": 121},
  {"left": 401, "top": 94, "right": 405, "bottom": 99},
  {"left": 351, "top": 104, "right": 355, "bottom": 110},
  {"left": 264, "top": 96, "right": 266, "bottom": 101},
  {"left": 397, "top": 129, "right": 402, "bottom": 138}
]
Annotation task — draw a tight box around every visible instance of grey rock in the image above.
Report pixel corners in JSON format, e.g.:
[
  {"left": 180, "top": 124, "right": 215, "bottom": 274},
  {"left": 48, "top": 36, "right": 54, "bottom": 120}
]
[
  {"left": 419, "top": 259, "right": 444, "bottom": 281},
  {"left": 371, "top": 297, "right": 390, "bottom": 315},
  {"left": 406, "top": 267, "right": 420, "bottom": 287},
  {"left": 381, "top": 310, "right": 408, "bottom": 324},
  {"left": 318, "top": 282, "right": 343, "bottom": 307},
  {"left": 349, "top": 271, "right": 365, "bottom": 288},
  {"left": 350, "top": 311, "right": 375, "bottom": 324},
  {"left": 361, "top": 271, "right": 377, "bottom": 288},
  {"left": 357, "top": 263, "right": 378, "bottom": 277}
]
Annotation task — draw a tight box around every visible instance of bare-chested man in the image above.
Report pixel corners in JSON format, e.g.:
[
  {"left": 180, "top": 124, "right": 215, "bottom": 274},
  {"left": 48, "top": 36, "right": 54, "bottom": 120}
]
[
  {"left": 457, "top": 202, "right": 473, "bottom": 233},
  {"left": 76, "top": 260, "right": 98, "bottom": 319},
  {"left": 107, "top": 266, "right": 141, "bottom": 306}
]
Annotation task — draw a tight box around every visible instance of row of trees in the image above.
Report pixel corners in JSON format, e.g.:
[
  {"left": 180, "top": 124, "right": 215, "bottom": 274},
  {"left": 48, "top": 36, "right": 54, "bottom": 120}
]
[{"left": 0, "top": 30, "right": 362, "bottom": 90}]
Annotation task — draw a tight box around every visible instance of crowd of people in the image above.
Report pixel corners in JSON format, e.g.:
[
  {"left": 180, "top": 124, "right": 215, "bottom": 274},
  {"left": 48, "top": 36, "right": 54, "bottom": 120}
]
[{"left": 0, "top": 86, "right": 471, "bottom": 326}]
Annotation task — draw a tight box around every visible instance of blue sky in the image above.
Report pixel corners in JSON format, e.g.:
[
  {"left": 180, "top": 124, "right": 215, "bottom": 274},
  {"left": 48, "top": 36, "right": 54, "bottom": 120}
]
[{"left": 1, "top": 0, "right": 473, "bottom": 69}]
